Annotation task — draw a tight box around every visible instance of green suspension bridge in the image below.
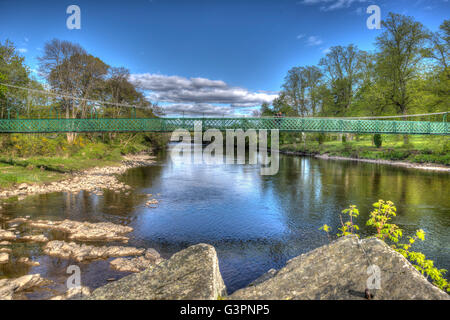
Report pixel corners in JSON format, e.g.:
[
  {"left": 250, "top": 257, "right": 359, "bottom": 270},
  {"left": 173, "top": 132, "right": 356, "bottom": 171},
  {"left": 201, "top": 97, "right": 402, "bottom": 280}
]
[{"left": 0, "top": 83, "right": 448, "bottom": 135}]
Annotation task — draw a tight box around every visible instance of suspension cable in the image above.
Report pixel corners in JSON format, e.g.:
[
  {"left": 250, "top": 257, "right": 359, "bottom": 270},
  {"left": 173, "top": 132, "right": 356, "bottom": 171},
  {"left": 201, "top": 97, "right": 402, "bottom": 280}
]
[{"left": 0, "top": 82, "right": 151, "bottom": 110}]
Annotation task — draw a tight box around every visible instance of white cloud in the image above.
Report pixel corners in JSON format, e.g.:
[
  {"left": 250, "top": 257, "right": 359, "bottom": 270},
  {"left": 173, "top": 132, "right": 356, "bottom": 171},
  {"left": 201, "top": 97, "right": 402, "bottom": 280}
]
[
  {"left": 321, "top": 47, "right": 331, "bottom": 54},
  {"left": 300, "top": 0, "right": 368, "bottom": 11},
  {"left": 306, "top": 36, "right": 323, "bottom": 46},
  {"left": 17, "top": 48, "right": 28, "bottom": 53},
  {"left": 130, "top": 74, "right": 278, "bottom": 116},
  {"left": 296, "top": 34, "right": 305, "bottom": 39}
]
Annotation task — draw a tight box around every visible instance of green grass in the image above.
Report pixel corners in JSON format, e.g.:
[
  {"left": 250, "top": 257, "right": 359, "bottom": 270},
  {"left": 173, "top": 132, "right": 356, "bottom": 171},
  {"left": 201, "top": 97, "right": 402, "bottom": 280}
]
[
  {"left": 280, "top": 135, "right": 450, "bottom": 165},
  {"left": 0, "top": 154, "right": 125, "bottom": 189}
]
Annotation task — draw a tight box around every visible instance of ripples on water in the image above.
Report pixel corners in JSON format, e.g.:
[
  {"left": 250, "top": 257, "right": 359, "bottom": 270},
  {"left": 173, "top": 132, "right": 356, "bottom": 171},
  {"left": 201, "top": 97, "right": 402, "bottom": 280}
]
[{"left": 1, "top": 146, "right": 449, "bottom": 297}]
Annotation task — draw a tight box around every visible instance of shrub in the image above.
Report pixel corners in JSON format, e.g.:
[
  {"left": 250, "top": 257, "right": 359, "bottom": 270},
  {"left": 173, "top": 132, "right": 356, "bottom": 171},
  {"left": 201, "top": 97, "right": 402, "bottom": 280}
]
[{"left": 373, "top": 134, "right": 382, "bottom": 148}]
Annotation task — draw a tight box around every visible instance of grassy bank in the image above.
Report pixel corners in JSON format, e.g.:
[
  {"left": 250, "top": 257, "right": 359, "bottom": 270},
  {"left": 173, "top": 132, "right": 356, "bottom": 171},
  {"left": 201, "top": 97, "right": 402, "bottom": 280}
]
[
  {"left": 0, "top": 132, "right": 167, "bottom": 189},
  {"left": 279, "top": 135, "right": 450, "bottom": 166}
]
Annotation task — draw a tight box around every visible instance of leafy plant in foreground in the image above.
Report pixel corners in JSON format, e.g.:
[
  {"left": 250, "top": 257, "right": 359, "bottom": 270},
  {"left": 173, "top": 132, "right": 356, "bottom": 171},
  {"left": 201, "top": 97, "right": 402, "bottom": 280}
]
[{"left": 320, "top": 200, "right": 449, "bottom": 293}]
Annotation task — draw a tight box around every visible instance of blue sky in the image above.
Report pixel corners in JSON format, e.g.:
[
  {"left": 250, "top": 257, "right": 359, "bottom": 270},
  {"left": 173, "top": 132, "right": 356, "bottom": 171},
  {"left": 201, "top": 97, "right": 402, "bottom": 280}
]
[{"left": 0, "top": 0, "right": 448, "bottom": 116}]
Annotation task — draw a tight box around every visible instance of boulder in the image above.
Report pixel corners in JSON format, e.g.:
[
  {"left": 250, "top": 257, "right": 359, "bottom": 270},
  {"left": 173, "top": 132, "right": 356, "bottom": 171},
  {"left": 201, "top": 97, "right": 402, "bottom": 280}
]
[
  {"left": 230, "top": 236, "right": 449, "bottom": 300},
  {"left": 87, "top": 243, "right": 226, "bottom": 300}
]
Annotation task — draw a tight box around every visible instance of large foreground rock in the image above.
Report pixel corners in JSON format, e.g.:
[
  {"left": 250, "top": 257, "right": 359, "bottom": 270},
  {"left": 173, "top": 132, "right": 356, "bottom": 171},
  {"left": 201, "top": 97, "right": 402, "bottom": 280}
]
[
  {"left": 230, "top": 236, "right": 449, "bottom": 300},
  {"left": 87, "top": 243, "right": 226, "bottom": 300}
]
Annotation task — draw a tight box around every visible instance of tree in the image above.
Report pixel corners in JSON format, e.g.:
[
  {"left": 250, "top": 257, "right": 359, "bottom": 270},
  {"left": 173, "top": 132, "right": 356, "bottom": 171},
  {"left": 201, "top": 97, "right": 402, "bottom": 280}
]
[
  {"left": 375, "top": 13, "right": 430, "bottom": 143},
  {"left": 282, "top": 67, "right": 308, "bottom": 116},
  {"left": 428, "top": 20, "right": 449, "bottom": 75},
  {"left": 375, "top": 13, "right": 429, "bottom": 114},
  {"left": 259, "top": 102, "right": 272, "bottom": 116},
  {"left": 39, "top": 39, "right": 109, "bottom": 143},
  {"left": 319, "top": 45, "right": 362, "bottom": 115},
  {"left": 0, "top": 40, "right": 30, "bottom": 118}
]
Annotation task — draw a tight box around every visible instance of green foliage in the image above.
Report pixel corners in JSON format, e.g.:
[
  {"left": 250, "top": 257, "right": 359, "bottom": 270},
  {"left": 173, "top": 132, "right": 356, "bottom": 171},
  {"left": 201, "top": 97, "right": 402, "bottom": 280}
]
[
  {"left": 337, "top": 205, "right": 360, "bottom": 237},
  {"left": 373, "top": 134, "right": 382, "bottom": 148},
  {"left": 320, "top": 200, "right": 449, "bottom": 293},
  {"left": 366, "top": 200, "right": 402, "bottom": 243}
]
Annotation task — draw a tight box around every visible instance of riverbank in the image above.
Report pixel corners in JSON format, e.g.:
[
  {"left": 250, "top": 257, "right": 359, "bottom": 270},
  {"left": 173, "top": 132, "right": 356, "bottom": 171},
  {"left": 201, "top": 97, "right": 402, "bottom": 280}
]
[
  {"left": 0, "top": 154, "right": 156, "bottom": 202},
  {"left": 279, "top": 135, "right": 450, "bottom": 171}
]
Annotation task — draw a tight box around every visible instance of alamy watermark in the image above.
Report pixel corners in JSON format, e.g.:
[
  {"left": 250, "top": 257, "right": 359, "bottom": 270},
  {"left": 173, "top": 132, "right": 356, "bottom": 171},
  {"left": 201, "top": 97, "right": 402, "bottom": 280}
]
[
  {"left": 366, "top": 5, "right": 381, "bottom": 30},
  {"left": 366, "top": 264, "right": 381, "bottom": 290},
  {"left": 66, "top": 5, "right": 81, "bottom": 30},
  {"left": 169, "top": 121, "right": 280, "bottom": 176}
]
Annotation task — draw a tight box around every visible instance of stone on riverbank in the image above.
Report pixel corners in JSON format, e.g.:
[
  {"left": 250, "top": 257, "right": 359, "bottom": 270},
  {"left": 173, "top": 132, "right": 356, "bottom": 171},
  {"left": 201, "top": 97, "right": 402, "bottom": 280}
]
[
  {"left": 230, "top": 236, "right": 449, "bottom": 300},
  {"left": 28, "top": 219, "right": 133, "bottom": 242},
  {"left": 0, "top": 274, "right": 51, "bottom": 300},
  {"left": 0, "top": 252, "right": 9, "bottom": 264},
  {"left": 50, "top": 286, "right": 91, "bottom": 300},
  {"left": 87, "top": 243, "right": 226, "bottom": 300},
  {"left": 43, "top": 241, "right": 145, "bottom": 262},
  {"left": 20, "top": 234, "right": 49, "bottom": 243},
  {"left": 17, "top": 257, "right": 40, "bottom": 267},
  {"left": 0, "top": 229, "right": 16, "bottom": 241}
]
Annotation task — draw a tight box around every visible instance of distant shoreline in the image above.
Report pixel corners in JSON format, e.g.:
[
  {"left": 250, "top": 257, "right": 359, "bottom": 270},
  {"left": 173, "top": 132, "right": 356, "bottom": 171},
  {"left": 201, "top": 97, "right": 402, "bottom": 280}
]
[{"left": 280, "top": 150, "right": 450, "bottom": 172}]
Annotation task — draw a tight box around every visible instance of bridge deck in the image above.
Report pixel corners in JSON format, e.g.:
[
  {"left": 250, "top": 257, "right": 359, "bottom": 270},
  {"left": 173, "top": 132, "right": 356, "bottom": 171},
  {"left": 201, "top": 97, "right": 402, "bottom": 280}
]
[{"left": 0, "top": 117, "right": 448, "bottom": 135}]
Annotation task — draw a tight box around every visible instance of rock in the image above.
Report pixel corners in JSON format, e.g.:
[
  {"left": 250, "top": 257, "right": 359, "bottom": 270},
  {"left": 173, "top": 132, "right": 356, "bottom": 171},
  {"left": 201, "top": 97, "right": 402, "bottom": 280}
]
[
  {"left": 230, "top": 236, "right": 450, "bottom": 300},
  {"left": 144, "top": 248, "right": 161, "bottom": 261},
  {"left": 7, "top": 217, "right": 28, "bottom": 225},
  {"left": 0, "top": 252, "right": 9, "bottom": 264},
  {"left": 146, "top": 199, "right": 159, "bottom": 206},
  {"left": 50, "top": 286, "right": 90, "bottom": 300},
  {"left": 18, "top": 183, "right": 28, "bottom": 190},
  {"left": 248, "top": 269, "right": 277, "bottom": 287},
  {"left": 110, "top": 256, "right": 155, "bottom": 273},
  {"left": 0, "top": 241, "right": 11, "bottom": 246},
  {"left": 43, "top": 241, "right": 145, "bottom": 262},
  {"left": 28, "top": 219, "right": 133, "bottom": 242},
  {"left": 0, "top": 248, "right": 12, "bottom": 254},
  {"left": 0, "top": 229, "right": 16, "bottom": 241},
  {"left": 17, "top": 257, "right": 40, "bottom": 267},
  {"left": 110, "top": 249, "right": 164, "bottom": 273},
  {"left": 0, "top": 274, "right": 52, "bottom": 300},
  {"left": 87, "top": 243, "right": 226, "bottom": 300},
  {"left": 20, "top": 234, "right": 49, "bottom": 243}
]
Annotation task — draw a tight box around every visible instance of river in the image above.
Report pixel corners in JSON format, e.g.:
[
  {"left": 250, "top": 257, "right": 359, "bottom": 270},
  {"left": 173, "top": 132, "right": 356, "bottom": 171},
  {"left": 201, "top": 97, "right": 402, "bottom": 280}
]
[{"left": 1, "top": 145, "right": 449, "bottom": 298}]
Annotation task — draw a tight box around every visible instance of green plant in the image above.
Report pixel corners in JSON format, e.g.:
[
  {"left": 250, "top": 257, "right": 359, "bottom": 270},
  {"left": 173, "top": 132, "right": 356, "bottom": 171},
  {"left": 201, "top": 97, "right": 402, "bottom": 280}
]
[
  {"left": 337, "top": 205, "right": 360, "bottom": 237},
  {"left": 320, "top": 200, "right": 450, "bottom": 293},
  {"left": 373, "top": 134, "right": 382, "bottom": 148}
]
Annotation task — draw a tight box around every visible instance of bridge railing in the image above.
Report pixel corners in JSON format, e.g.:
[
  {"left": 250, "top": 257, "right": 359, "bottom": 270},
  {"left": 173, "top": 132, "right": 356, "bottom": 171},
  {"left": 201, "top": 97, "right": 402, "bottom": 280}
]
[{"left": 0, "top": 117, "right": 448, "bottom": 135}]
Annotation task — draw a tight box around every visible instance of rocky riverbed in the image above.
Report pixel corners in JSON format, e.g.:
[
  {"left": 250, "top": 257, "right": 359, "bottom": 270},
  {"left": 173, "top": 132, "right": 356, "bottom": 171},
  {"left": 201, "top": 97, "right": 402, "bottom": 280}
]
[
  {"left": 0, "top": 216, "right": 165, "bottom": 299},
  {"left": 0, "top": 154, "right": 156, "bottom": 201},
  {"left": 0, "top": 153, "right": 167, "bottom": 300}
]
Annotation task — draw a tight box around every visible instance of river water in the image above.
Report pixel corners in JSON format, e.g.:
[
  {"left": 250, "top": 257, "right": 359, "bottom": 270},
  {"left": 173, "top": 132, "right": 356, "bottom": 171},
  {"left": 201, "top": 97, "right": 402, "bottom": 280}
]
[{"left": 1, "top": 145, "right": 449, "bottom": 298}]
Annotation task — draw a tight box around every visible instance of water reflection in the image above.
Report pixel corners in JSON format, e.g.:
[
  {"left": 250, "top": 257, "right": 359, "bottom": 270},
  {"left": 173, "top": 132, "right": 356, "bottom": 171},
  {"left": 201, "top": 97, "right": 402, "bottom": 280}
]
[{"left": 0, "top": 146, "right": 449, "bottom": 296}]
